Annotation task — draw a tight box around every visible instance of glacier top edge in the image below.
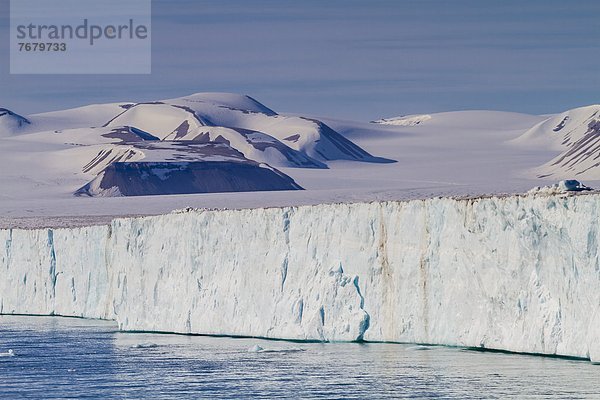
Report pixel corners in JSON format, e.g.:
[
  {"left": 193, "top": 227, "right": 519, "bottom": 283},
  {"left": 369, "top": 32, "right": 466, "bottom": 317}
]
[{"left": 1, "top": 190, "right": 597, "bottom": 231}]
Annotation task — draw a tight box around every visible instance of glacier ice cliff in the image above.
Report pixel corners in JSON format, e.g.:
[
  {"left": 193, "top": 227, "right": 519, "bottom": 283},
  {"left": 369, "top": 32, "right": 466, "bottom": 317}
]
[{"left": 1, "top": 193, "right": 600, "bottom": 361}]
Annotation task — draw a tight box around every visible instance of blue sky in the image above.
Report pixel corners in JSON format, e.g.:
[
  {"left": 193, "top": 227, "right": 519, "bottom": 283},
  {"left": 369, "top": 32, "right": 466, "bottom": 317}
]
[{"left": 0, "top": 0, "right": 598, "bottom": 120}]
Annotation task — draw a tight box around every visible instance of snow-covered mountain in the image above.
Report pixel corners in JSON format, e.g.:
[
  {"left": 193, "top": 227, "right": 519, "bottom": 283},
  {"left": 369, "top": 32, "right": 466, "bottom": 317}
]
[
  {"left": 102, "top": 102, "right": 326, "bottom": 168},
  {"left": 0, "top": 93, "right": 388, "bottom": 199},
  {"left": 0, "top": 108, "right": 30, "bottom": 136},
  {"left": 157, "top": 94, "right": 381, "bottom": 162},
  {"left": 76, "top": 142, "right": 303, "bottom": 197},
  {"left": 2, "top": 97, "right": 600, "bottom": 219},
  {"left": 515, "top": 105, "right": 600, "bottom": 179}
]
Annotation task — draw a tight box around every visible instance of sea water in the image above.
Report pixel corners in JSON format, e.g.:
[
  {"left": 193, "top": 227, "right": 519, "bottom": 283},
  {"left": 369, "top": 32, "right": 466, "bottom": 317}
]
[{"left": 0, "top": 316, "right": 598, "bottom": 399}]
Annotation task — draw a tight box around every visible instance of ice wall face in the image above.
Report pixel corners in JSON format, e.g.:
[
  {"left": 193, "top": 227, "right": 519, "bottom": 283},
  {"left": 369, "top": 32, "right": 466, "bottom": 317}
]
[{"left": 1, "top": 194, "right": 600, "bottom": 361}]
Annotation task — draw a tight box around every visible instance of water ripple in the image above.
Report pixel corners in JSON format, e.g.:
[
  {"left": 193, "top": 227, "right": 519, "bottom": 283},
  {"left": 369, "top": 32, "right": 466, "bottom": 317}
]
[{"left": 0, "top": 316, "right": 598, "bottom": 399}]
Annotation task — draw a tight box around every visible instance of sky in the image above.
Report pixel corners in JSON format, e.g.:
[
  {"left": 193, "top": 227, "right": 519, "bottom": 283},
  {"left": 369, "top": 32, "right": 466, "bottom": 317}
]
[{"left": 0, "top": 0, "right": 599, "bottom": 120}]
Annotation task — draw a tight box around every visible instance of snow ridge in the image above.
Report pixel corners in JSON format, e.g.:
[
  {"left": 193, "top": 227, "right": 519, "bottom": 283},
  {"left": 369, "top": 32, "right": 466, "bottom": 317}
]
[
  {"left": 516, "top": 105, "right": 600, "bottom": 179},
  {"left": 0, "top": 108, "right": 30, "bottom": 136}
]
